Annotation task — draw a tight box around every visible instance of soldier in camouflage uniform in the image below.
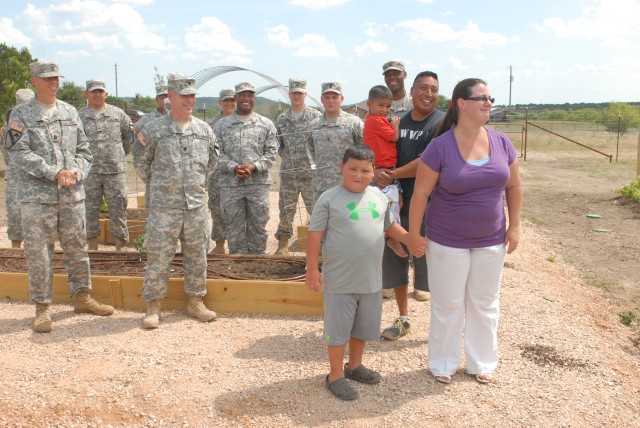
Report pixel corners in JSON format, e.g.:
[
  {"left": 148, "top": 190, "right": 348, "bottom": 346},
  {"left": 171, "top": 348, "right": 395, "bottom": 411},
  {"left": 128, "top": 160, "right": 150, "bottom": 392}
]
[
  {"left": 382, "top": 60, "right": 413, "bottom": 118},
  {"left": 132, "top": 84, "right": 169, "bottom": 210},
  {"left": 1, "top": 88, "right": 35, "bottom": 248},
  {"left": 6, "top": 61, "right": 114, "bottom": 333},
  {"left": 79, "top": 79, "right": 133, "bottom": 251},
  {"left": 134, "top": 73, "right": 218, "bottom": 329},
  {"left": 207, "top": 89, "right": 235, "bottom": 255},
  {"left": 273, "top": 78, "right": 321, "bottom": 255},
  {"left": 213, "top": 82, "right": 278, "bottom": 255},
  {"left": 309, "top": 82, "right": 364, "bottom": 198}
]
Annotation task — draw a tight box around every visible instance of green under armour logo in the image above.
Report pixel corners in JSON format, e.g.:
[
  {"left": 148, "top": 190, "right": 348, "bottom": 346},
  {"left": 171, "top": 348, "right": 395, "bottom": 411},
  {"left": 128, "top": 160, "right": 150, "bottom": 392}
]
[{"left": 347, "top": 202, "right": 380, "bottom": 220}]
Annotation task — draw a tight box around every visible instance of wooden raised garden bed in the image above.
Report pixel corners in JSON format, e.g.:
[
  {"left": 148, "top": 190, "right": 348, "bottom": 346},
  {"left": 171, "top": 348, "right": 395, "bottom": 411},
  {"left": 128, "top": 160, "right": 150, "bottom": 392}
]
[{"left": 0, "top": 249, "right": 321, "bottom": 316}]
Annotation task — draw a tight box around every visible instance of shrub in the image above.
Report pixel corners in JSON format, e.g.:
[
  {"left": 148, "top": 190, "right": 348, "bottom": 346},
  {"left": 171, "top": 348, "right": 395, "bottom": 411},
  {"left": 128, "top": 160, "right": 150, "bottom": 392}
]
[{"left": 616, "top": 177, "right": 640, "bottom": 202}]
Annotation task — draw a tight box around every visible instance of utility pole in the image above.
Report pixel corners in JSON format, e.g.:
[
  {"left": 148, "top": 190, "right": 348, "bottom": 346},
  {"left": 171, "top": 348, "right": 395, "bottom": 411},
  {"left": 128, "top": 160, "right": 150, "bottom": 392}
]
[
  {"left": 114, "top": 63, "right": 119, "bottom": 98},
  {"left": 508, "top": 65, "right": 513, "bottom": 110}
]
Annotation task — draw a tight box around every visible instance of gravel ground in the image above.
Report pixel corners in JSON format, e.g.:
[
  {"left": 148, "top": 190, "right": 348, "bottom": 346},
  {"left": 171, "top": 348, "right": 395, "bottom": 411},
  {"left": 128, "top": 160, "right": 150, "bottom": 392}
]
[{"left": 1, "top": 193, "right": 639, "bottom": 427}]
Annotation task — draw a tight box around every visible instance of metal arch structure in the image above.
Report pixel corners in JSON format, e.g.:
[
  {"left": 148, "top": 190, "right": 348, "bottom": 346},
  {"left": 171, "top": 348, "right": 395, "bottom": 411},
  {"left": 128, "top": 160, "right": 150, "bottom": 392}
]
[{"left": 191, "top": 66, "right": 322, "bottom": 108}]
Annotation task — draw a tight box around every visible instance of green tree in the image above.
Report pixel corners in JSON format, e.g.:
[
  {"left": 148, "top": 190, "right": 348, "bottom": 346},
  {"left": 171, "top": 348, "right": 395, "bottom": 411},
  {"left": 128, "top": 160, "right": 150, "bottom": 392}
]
[
  {"left": 57, "top": 81, "right": 86, "bottom": 109},
  {"left": 0, "top": 43, "right": 35, "bottom": 116},
  {"left": 600, "top": 102, "right": 640, "bottom": 136}
]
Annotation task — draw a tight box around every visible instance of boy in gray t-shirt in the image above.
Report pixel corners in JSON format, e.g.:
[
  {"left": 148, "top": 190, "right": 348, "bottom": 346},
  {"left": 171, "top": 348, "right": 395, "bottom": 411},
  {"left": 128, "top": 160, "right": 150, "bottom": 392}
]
[{"left": 306, "top": 145, "right": 425, "bottom": 401}]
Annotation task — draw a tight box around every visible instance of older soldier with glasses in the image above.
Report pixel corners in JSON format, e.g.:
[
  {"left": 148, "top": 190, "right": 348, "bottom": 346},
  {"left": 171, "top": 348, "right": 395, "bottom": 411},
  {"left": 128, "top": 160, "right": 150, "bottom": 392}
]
[{"left": 6, "top": 61, "right": 114, "bottom": 333}]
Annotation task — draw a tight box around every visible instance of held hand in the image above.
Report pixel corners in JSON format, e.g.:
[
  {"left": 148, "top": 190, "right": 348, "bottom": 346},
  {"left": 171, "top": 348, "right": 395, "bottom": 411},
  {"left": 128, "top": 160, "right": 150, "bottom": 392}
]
[
  {"left": 409, "top": 234, "right": 428, "bottom": 258},
  {"left": 55, "top": 170, "right": 78, "bottom": 187},
  {"left": 234, "top": 165, "right": 251, "bottom": 179},
  {"left": 390, "top": 116, "right": 400, "bottom": 126},
  {"left": 504, "top": 227, "right": 520, "bottom": 254},
  {"left": 305, "top": 268, "right": 323, "bottom": 292},
  {"left": 373, "top": 168, "right": 393, "bottom": 189}
]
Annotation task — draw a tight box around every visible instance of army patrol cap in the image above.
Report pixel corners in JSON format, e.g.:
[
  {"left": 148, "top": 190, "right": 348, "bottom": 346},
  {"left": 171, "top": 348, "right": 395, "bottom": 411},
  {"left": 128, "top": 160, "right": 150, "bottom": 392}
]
[
  {"left": 321, "top": 82, "right": 342, "bottom": 95},
  {"left": 29, "top": 61, "right": 64, "bottom": 78},
  {"left": 167, "top": 72, "right": 197, "bottom": 95},
  {"left": 219, "top": 89, "right": 235, "bottom": 100},
  {"left": 156, "top": 84, "right": 168, "bottom": 96},
  {"left": 235, "top": 82, "right": 255, "bottom": 94},
  {"left": 86, "top": 79, "right": 106, "bottom": 92},
  {"left": 288, "top": 78, "right": 307, "bottom": 93},
  {"left": 382, "top": 60, "right": 406, "bottom": 74},
  {"left": 15, "top": 88, "right": 35, "bottom": 104}
]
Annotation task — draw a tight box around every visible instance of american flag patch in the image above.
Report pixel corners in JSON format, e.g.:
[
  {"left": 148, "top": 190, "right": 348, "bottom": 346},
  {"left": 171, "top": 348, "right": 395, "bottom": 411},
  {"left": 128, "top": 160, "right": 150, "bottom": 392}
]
[
  {"left": 9, "top": 121, "right": 24, "bottom": 132},
  {"left": 137, "top": 133, "right": 146, "bottom": 147}
]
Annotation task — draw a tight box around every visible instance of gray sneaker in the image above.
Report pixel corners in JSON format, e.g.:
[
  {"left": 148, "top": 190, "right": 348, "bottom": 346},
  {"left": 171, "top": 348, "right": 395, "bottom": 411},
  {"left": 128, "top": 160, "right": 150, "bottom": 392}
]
[{"left": 381, "top": 317, "right": 411, "bottom": 340}]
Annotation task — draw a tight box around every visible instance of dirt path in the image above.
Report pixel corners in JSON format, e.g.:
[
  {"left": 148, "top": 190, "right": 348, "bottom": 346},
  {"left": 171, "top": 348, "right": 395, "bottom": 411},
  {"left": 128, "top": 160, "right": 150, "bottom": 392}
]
[
  {"left": 1, "top": 147, "right": 639, "bottom": 427},
  {"left": 520, "top": 151, "right": 640, "bottom": 309}
]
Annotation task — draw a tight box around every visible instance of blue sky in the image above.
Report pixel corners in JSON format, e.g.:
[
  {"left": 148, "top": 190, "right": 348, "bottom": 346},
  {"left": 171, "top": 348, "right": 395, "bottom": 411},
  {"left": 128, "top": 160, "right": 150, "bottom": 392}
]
[{"left": 1, "top": 0, "right": 639, "bottom": 107}]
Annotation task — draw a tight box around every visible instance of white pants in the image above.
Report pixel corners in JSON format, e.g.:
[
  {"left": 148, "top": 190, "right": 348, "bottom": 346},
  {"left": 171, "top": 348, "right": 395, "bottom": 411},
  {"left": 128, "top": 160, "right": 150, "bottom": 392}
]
[{"left": 426, "top": 240, "right": 506, "bottom": 377}]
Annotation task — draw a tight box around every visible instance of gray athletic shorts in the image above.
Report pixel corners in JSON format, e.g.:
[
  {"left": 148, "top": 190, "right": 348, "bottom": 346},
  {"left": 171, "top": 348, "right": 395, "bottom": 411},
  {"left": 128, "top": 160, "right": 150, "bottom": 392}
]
[
  {"left": 382, "top": 213, "right": 429, "bottom": 292},
  {"left": 323, "top": 291, "right": 382, "bottom": 346}
]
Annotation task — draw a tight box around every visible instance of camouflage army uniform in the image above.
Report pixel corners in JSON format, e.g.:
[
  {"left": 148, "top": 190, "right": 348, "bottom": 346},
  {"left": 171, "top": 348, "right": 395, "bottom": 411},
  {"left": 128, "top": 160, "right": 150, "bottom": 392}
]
[
  {"left": 391, "top": 95, "right": 413, "bottom": 118},
  {"left": 214, "top": 112, "right": 278, "bottom": 254},
  {"left": 134, "top": 115, "right": 218, "bottom": 301},
  {"left": 207, "top": 113, "right": 228, "bottom": 242},
  {"left": 274, "top": 106, "right": 321, "bottom": 239},
  {"left": 6, "top": 98, "right": 93, "bottom": 303},
  {"left": 0, "top": 126, "right": 22, "bottom": 242},
  {"left": 79, "top": 103, "right": 133, "bottom": 241},
  {"left": 132, "top": 109, "right": 166, "bottom": 208},
  {"left": 309, "top": 110, "right": 364, "bottom": 197}
]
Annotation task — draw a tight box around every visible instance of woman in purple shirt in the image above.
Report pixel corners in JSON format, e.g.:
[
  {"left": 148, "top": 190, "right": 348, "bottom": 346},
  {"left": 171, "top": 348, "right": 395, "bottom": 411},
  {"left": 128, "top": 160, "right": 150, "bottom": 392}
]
[{"left": 408, "top": 78, "right": 523, "bottom": 385}]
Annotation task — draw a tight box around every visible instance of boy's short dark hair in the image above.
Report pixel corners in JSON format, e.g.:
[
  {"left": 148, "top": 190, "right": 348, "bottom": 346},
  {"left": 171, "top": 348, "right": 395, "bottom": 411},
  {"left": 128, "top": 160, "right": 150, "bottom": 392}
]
[
  {"left": 368, "top": 85, "right": 392, "bottom": 102},
  {"left": 342, "top": 144, "right": 375, "bottom": 166}
]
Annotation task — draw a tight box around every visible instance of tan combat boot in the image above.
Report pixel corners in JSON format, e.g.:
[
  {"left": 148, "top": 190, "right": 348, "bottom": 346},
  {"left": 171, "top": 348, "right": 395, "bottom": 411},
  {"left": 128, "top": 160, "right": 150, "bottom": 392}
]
[
  {"left": 142, "top": 300, "right": 161, "bottom": 329},
  {"left": 11, "top": 240, "right": 22, "bottom": 248},
  {"left": 213, "top": 240, "right": 226, "bottom": 255},
  {"left": 114, "top": 237, "right": 127, "bottom": 251},
  {"left": 87, "top": 237, "right": 98, "bottom": 250},
  {"left": 74, "top": 291, "right": 114, "bottom": 316},
  {"left": 274, "top": 237, "right": 290, "bottom": 256},
  {"left": 185, "top": 295, "right": 217, "bottom": 322},
  {"left": 33, "top": 303, "right": 52, "bottom": 333}
]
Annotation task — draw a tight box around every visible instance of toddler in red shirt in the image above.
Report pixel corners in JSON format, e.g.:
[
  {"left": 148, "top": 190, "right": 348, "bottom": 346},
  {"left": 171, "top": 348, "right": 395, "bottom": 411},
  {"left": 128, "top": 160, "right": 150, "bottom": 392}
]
[{"left": 363, "top": 85, "right": 406, "bottom": 257}]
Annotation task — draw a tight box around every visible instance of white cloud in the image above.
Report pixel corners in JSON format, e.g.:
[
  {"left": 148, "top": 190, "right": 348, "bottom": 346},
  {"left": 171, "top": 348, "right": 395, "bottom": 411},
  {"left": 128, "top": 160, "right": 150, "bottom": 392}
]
[
  {"left": 113, "top": 0, "right": 155, "bottom": 4},
  {"left": 362, "top": 21, "right": 390, "bottom": 38},
  {"left": 354, "top": 40, "right": 389, "bottom": 57},
  {"left": 21, "top": 1, "right": 167, "bottom": 52},
  {"left": 184, "top": 16, "right": 252, "bottom": 62},
  {"left": 57, "top": 49, "right": 91, "bottom": 59},
  {"left": 448, "top": 55, "right": 469, "bottom": 70},
  {"left": 289, "top": 0, "right": 351, "bottom": 10},
  {"left": 535, "top": 0, "right": 640, "bottom": 47},
  {"left": 0, "top": 17, "right": 32, "bottom": 48},
  {"left": 395, "top": 18, "right": 515, "bottom": 49},
  {"left": 266, "top": 25, "right": 338, "bottom": 58}
]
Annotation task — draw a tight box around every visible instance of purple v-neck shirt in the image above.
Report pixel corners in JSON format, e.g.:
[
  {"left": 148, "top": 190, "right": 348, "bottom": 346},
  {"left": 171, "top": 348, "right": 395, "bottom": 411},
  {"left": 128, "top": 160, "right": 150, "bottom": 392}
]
[{"left": 420, "top": 127, "right": 516, "bottom": 249}]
